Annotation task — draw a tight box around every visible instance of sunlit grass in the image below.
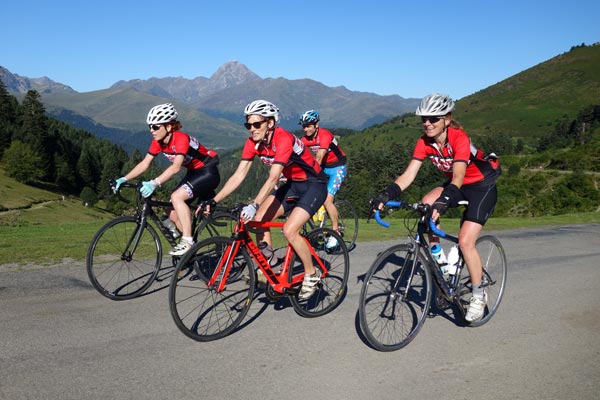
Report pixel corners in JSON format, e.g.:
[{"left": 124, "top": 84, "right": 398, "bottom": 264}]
[{"left": 2, "top": 210, "right": 599, "bottom": 266}]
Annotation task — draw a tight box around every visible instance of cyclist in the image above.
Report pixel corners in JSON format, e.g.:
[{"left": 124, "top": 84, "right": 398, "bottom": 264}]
[
  {"left": 114, "top": 103, "right": 220, "bottom": 256},
  {"left": 201, "top": 100, "right": 328, "bottom": 299},
  {"left": 370, "top": 93, "right": 501, "bottom": 322},
  {"left": 299, "top": 110, "right": 348, "bottom": 249}
]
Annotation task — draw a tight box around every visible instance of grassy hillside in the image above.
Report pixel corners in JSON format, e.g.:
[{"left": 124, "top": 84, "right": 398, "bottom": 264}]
[
  {"left": 458, "top": 44, "right": 600, "bottom": 143},
  {"left": 0, "top": 167, "right": 114, "bottom": 266}
]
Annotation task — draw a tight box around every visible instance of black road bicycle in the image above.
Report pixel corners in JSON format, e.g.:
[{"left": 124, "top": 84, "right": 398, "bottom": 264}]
[
  {"left": 86, "top": 180, "right": 235, "bottom": 300},
  {"left": 358, "top": 200, "right": 507, "bottom": 351}
]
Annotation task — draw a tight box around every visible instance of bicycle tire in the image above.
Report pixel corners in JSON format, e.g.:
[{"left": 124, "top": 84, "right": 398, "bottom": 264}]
[
  {"left": 194, "top": 211, "right": 237, "bottom": 242},
  {"left": 358, "top": 243, "right": 432, "bottom": 351},
  {"left": 288, "top": 228, "right": 349, "bottom": 318},
  {"left": 323, "top": 199, "right": 359, "bottom": 251},
  {"left": 455, "top": 235, "right": 507, "bottom": 327},
  {"left": 169, "top": 236, "right": 255, "bottom": 341},
  {"left": 86, "top": 216, "right": 162, "bottom": 300}
]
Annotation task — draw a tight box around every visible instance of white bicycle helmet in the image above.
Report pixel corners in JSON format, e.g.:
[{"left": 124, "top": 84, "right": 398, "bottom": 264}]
[
  {"left": 244, "top": 100, "right": 280, "bottom": 123},
  {"left": 147, "top": 103, "right": 178, "bottom": 124},
  {"left": 415, "top": 93, "right": 455, "bottom": 116}
]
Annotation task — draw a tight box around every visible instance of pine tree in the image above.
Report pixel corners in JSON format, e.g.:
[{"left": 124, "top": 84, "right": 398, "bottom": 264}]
[
  {"left": 19, "top": 90, "right": 52, "bottom": 179},
  {"left": 0, "top": 80, "right": 18, "bottom": 158}
]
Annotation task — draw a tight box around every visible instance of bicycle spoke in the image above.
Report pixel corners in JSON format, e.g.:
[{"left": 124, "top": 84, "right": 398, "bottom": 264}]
[
  {"left": 359, "top": 244, "right": 431, "bottom": 351},
  {"left": 169, "top": 237, "right": 255, "bottom": 341},
  {"left": 289, "top": 228, "right": 349, "bottom": 318},
  {"left": 87, "top": 217, "right": 161, "bottom": 300}
]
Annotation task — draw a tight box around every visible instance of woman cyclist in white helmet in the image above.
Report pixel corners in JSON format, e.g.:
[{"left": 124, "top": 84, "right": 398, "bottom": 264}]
[
  {"left": 114, "top": 103, "right": 220, "bottom": 256},
  {"left": 370, "top": 93, "right": 501, "bottom": 322},
  {"left": 201, "top": 99, "right": 328, "bottom": 300}
]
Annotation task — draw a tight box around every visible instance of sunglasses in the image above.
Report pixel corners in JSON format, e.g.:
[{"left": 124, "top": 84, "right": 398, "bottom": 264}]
[
  {"left": 302, "top": 123, "right": 315, "bottom": 128},
  {"left": 244, "top": 120, "right": 268, "bottom": 130},
  {"left": 149, "top": 124, "right": 162, "bottom": 131},
  {"left": 421, "top": 116, "right": 445, "bottom": 124}
]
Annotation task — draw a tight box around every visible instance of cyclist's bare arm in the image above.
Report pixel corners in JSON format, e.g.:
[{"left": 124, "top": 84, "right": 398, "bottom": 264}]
[
  {"left": 254, "top": 163, "right": 284, "bottom": 207},
  {"left": 155, "top": 154, "right": 185, "bottom": 185},
  {"left": 393, "top": 158, "right": 422, "bottom": 193},
  {"left": 123, "top": 153, "right": 154, "bottom": 180}
]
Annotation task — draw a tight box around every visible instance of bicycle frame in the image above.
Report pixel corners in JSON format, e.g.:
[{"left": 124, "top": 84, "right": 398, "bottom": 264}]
[
  {"left": 375, "top": 201, "right": 465, "bottom": 303},
  {"left": 207, "top": 219, "right": 330, "bottom": 294},
  {"left": 117, "top": 181, "right": 225, "bottom": 249}
]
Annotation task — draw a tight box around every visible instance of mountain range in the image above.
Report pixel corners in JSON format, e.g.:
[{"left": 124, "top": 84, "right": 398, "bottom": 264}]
[{"left": 0, "top": 62, "right": 420, "bottom": 152}]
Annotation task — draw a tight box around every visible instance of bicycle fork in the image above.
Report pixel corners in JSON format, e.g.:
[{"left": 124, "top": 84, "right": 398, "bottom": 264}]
[
  {"left": 122, "top": 215, "right": 151, "bottom": 262},
  {"left": 208, "top": 241, "right": 242, "bottom": 292}
]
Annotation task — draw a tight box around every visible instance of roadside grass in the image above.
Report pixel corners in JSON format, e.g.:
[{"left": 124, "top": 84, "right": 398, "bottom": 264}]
[{"left": 2, "top": 201, "right": 599, "bottom": 267}]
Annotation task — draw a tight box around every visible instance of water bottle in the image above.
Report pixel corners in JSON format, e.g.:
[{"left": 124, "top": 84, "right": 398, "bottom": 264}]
[
  {"left": 161, "top": 216, "right": 180, "bottom": 239},
  {"left": 314, "top": 205, "right": 326, "bottom": 223},
  {"left": 431, "top": 244, "right": 447, "bottom": 269},
  {"left": 446, "top": 245, "right": 459, "bottom": 276},
  {"left": 258, "top": 241, "right": 276, "bottom": 266}
]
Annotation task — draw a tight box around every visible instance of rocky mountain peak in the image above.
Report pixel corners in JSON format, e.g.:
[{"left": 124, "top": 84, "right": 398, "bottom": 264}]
[
  {"left": 208, "top": 61, "right": 261, "bottom": 89},
  {"left": 0, "top": 66, "right": 75, "bottom": 94}
]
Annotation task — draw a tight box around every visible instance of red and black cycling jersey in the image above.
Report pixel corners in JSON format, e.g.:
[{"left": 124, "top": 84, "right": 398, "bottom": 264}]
[
  {"left": 300, "top": 128, "right": 347, "bottom": 168},
  {"left": 241, "top": 127, "right": 327, "bottom": 182},
  {"left": 412, "top": 127, "right": 500, "bottom": 186},
  {"left": 148, "top": 130, "right": 218, "bottom": 170}
]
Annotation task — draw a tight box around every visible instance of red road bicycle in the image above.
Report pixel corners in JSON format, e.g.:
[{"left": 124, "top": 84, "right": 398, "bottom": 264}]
[{"left": 168, "top": 204, "right": 350, "bottom": 341}]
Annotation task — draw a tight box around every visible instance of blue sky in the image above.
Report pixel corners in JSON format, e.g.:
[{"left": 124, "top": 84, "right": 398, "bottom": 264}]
[{"left": 2, "top": 0, "right": 598, "bottom": 100}]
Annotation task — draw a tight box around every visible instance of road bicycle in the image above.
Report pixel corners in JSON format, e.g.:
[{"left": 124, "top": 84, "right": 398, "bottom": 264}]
[
  {"left": 168, "top": 204, "right": 350, "bottom": 341},
  {"left": 358, "top": 200, "right": 507, "bottom": 351},
  {"left": 308, "top": 199, "right": 359, "bottom": 251},
  {"left": 86, "top": 180, "right": 235, "bottom": 301}
]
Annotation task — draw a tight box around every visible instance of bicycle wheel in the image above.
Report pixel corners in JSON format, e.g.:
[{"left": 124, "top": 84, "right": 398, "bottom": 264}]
[
  {"left": 456, "top": 235, "right": 507, "bottom": 327},
  {"left": 86, "top": 216, "right": 162, "bottom": 300},
  {"left": 194, "top": 211, "right": 236, "bottom": 242},
  {"left": 358, "top": 243, "right": 432, "bottom": 351},
  {"left": 169, "top": 236, "right": 255, "bottom": 341},
  {"left": 288, "top": 228, "right": 349, "bottom": 318},
  {"left": 324, "top": 199, "right": 358, "bottom": 251}
]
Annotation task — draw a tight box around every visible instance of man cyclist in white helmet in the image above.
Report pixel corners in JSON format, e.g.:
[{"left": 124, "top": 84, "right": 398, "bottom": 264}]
[
  {"left": 201, "top": 100, "right": 328, "bottom": 300},
  {"left": 370, "top": 93, "right": 501, "bottom": 322},
  {"left": 114, "top": 103, "right": 220, "bottom": 256},
  {"left": 299, "top": 110, "right": 348, "bottom": 249}
]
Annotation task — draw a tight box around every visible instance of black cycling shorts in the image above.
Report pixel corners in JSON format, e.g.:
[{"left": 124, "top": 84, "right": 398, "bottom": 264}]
[
  {"left": 177, "top": 164, "right": 220, "bottom": 202},
  {"left": 274, "top": 180, "right": 327, "bottom": 217},
  {"left": 443, "top": 181, "right": 497, "bottom": 225}
]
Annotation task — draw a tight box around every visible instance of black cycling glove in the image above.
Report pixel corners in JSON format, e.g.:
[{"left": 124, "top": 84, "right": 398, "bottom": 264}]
[
  {"left": 432, "top": 184, "right": 461, "bottom": 216},
  {"left": 370, "top": 183, "right": 402, "bottom": 210}
]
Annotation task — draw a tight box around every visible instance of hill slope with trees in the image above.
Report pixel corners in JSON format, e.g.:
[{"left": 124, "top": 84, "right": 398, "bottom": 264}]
[{"left": 1, "top": 44, "right": 599, "bottom": 221}]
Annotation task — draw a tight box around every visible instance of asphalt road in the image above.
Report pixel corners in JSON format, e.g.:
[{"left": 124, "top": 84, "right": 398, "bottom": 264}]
[{"left": 1, "top": 224, "right": 599, "bottom": 400}]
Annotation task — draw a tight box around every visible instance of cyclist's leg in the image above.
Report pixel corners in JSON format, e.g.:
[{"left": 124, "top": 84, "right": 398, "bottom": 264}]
[
  {"left": 285, "top": 181, "right": 327, "bottom": 273},
  {"left": 460, "top": 182, "right": 497, "bottom": 288},
  {"left": 255, "top": 194, "right": 284, "bottom": 246},
  {"left": 322, "top": 165, "right": 347, "bottom": 231},
  {"left": 173, "top": 167, "right": 221, "bottom": 240},
  {"left": 284, "top": 207, "right": 315, "bottom": 273},
  {"left": 460, "top": 183, "right": 497, "bottom": 322},
  {"left": 171, "top": 187, "right": 193, "bottom": 238},
  {"left": 459, "top": 221, "right": 484, "bottom": 285}
]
